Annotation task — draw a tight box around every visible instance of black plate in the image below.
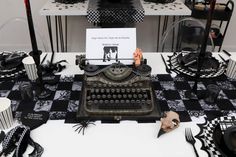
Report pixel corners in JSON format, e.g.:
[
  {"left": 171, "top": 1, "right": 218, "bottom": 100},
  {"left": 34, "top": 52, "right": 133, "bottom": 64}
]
[{"left": 213, "top": 124, "right": 236, "bottom": 157}]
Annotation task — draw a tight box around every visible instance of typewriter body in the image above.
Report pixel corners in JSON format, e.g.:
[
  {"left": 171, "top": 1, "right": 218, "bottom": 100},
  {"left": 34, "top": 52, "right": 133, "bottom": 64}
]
[{"left": 77, "top": 56, "right": 162, "bottom": 122}]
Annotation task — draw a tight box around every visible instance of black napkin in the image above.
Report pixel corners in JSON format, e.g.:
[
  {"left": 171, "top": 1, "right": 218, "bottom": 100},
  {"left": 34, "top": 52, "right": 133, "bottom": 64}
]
[{"left": 21, "top": 111, "right": 49, "bottom": 130}]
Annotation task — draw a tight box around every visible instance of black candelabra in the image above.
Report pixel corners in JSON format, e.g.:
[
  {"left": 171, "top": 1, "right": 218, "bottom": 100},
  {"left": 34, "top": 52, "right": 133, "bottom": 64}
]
[
  {"left": 24, "top": 0, "right": 51, "bottom": 98},
  {"left": 185, "top": 0, "right": 216, "bottom": 98}
]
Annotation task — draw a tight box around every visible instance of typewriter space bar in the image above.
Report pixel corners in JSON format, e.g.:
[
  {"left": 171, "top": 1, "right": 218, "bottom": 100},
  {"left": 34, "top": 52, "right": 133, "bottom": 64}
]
[{"left": 98, "top": 103, "right": 142, "bottom": 110}]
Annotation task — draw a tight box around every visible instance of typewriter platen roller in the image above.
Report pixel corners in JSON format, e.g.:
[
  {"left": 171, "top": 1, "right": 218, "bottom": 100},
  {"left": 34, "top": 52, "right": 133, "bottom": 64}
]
[{"left": 77, "top": 58, "right": 162, "bottom": 122}]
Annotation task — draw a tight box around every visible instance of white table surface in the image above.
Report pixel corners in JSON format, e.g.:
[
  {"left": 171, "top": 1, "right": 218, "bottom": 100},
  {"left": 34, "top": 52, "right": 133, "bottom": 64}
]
[
  {"left": 6, "top": 52, "right": 233, "bottom": 157},
  {"left": 40, "top": 0, "right": 191, "bottom": 16}
]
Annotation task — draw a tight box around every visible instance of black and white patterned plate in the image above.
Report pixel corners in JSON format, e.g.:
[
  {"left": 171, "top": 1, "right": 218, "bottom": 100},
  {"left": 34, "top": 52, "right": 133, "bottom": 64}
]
[
  {"left": 168, "top": 52, "right": 227, "bottom": 78},
  {"left": 0, "top": 51, "right": 27, "bottom": 79},
  {"left": 196, "top": 116, "right": 236, "bottom": 157}
]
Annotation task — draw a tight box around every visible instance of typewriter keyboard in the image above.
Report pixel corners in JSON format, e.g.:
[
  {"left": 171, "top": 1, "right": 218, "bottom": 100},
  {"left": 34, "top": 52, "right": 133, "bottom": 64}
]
[{"left": 83, "top": 81, "right": 155, "bottom": 115}]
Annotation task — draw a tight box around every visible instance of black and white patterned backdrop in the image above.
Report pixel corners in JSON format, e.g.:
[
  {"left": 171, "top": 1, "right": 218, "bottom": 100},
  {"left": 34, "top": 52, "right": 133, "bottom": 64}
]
[{"left": 1, "top": 74, "right": 236, "bottom": 123}]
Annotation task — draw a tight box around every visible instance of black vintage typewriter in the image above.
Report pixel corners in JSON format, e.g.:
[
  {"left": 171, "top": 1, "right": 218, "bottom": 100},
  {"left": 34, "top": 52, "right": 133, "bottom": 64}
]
[{"left": 76, "top": 56, "right": 162, "bottom": 122}]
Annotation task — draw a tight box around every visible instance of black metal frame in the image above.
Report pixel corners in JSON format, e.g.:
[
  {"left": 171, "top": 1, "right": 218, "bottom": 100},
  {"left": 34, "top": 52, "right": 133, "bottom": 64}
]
[
  {"left": 190, "top": 0, "right": 234, "bottom": 52},
  {"left": 46, "top": 15, "right": 68, "bottom": 54}
]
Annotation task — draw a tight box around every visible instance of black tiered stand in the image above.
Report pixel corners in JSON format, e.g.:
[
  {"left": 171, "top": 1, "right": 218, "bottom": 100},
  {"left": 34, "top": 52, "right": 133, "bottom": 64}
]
[
  {"left": 185, "top": 0, "right": 217, "bottom": 99},
  {"left": 24, "top": 0, "right": 51, "bottom": 98}
]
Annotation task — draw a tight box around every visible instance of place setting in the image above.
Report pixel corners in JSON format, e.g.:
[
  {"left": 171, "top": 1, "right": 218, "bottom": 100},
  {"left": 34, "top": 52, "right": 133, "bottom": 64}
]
[
  {"left": 195, "top": 116, "right": 236, "bottom": 157},
  {"left": 162, "top": 48, "right": 236, "bottom": 156},
  {"left": 186, "top": 61, "right": 236, "bottom": 157}
]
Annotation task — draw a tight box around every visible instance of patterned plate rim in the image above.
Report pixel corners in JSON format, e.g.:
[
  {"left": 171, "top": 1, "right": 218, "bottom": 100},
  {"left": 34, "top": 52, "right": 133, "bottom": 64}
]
[
  {"left": 196, "top": 116, "right": 236, "bottom": 157},
  {"left": 0, "top": 51, "right": 27, "bottom": 79},
  {"left": 168, "top": 52, "right": 227, "bottom": 78}
]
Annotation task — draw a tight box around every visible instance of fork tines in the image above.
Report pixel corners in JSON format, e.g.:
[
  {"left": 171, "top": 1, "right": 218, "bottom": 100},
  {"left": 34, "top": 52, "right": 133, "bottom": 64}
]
[
  {"left": 185, "top": 128, "right": 199, "bottom": 157},
  {"left": 185, "top": 128, "right": 196, "bottom": 143}
]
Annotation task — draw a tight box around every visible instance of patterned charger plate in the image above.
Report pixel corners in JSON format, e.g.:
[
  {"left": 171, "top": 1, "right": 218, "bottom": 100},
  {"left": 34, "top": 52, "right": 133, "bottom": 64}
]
[
  {"left": 196, "top": 116, "right": 236, "bottom": 157},
  {"left": 0, "top": 51, "right": 27, "bottom": 79},
  {"left": 168, "top": 52, "right": 227, "bottom": 78}
]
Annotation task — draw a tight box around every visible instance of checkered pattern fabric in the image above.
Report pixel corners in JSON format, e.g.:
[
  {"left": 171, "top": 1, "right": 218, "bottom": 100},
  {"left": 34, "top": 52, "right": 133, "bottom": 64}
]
[
  {"left": 1, "top": 73, "right": 236, "bottom": 123},
  {"left": 87, "top": 0, "right": 144, "bottom": 23},
  {"left": 151, "top": 74, "right": 236, "bottom": 122},
  {"left": 1, "top": 75, "right": 83, "bottom": 120}
]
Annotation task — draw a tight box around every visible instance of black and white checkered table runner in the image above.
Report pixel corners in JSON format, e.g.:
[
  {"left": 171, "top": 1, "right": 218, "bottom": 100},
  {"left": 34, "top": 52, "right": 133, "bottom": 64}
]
[
  {"left": 2, "top": 74, "right": 236, "bottom": 156},
  {"left": 87, "top": 0, "right": 144, "bottom": 23},
  {"left": 1, "top": 74, "right": 236, "bottom": 123}
]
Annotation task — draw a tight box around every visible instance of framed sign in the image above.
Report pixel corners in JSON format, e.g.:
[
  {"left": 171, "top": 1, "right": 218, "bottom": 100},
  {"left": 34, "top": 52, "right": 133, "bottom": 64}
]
[{"left": 86, "top": 28, "right": 136, "bottom": 65}]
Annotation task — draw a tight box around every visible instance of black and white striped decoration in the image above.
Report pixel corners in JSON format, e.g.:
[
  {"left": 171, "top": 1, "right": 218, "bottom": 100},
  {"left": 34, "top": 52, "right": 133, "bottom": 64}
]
[
  {"left": 0, "top": 97, "right": 14, "bottom": 130},
  {"left": 22, "top": 56, "right": 38, "bottom": 81},
  {"left": 226, "top": 58, "right": 236, "bottom": 79}
]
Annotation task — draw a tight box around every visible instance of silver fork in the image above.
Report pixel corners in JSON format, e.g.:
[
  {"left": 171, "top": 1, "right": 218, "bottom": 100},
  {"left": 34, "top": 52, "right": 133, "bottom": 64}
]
[{"left": 185, "top": 128, "right": 199, "bottom": 157}]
